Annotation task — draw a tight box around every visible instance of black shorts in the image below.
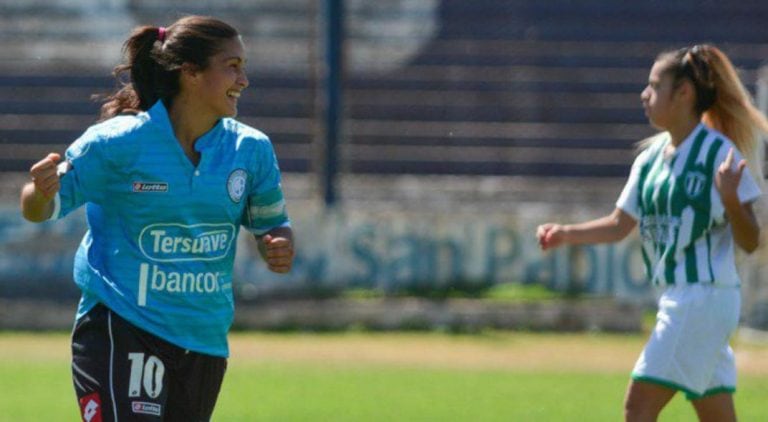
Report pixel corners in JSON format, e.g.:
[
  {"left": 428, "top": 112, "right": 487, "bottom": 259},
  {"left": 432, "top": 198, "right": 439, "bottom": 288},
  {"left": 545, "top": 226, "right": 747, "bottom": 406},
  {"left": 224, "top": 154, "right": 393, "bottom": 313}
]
[{"left": 71, "top": 304, "right": 227, "bottom": 421}]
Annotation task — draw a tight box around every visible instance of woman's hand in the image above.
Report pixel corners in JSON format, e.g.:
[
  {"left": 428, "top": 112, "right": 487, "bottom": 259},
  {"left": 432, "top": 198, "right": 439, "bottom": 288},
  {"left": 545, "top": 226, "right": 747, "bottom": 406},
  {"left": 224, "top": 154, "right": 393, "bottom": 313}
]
[
  {"left": 536, "top": 209, "right": 637, "bottom": 252},
  {"left": 261, "top": 233, "right": 294, "bottom": 273},
  {"left": 29, "top": 153, "right": 62, "bottom": 200},
  {"left": 21, "top": 152, "right": 62, "bottom": 222},
  {"left": 536, "top": 223, "right": 567, "bottom": 251},
  {"left": 715, "top": 148, "right": 745, "bottom": 207},
  {"left": 715, "top": 148, "right": 760, "bottom": 253}
]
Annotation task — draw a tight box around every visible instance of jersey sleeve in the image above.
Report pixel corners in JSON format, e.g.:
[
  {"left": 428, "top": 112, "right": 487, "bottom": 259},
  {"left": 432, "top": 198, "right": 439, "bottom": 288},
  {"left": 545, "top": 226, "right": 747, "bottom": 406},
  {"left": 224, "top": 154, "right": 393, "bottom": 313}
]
[
  {"left": 242, "top": 139, "right": 290, "bottom": 235},
  {"left": 732, "top": 149, "right": 761, "bottom": 204},
  {"left": 52, "top": 128, "right": 109, "bottom": 219},
  {"left": 615, "top": 150, "right": 649, "bottom": 221}
]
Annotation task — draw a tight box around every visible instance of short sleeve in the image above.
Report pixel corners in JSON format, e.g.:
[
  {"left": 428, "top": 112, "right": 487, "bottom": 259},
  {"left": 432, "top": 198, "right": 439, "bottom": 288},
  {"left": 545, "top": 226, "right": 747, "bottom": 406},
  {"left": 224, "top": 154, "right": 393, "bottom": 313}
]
[
  {"left": 241, "top": 140, "right": 290, "bottom": 235},
  {"left": 615, "top": 151, "right": 649, "bottom": 222},
  {"left": 731, "top": 149, "right": 761, "bottom": 204},
  {"left": 53, "top": 129, "right": 109, "bottom": 219}
]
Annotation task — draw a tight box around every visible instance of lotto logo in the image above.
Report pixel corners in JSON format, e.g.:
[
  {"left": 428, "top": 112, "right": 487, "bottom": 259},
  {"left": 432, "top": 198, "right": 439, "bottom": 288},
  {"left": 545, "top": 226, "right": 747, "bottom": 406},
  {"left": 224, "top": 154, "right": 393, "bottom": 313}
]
[
  {"left": 133, "top": 182, "right": 169, "bottom": 193},
  {"left": 79, "top": 393, "right": 102, "bottom": 422},
  {"left": 132, "top": 401, "right": 162, "bottom": 416}
]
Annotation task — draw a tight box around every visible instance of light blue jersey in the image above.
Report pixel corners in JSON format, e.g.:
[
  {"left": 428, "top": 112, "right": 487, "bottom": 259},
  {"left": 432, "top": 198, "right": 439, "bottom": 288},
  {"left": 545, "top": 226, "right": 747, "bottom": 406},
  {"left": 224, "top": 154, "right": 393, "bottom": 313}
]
[{"left": 53, "top": 100, "right": 289, "bottom": 357}]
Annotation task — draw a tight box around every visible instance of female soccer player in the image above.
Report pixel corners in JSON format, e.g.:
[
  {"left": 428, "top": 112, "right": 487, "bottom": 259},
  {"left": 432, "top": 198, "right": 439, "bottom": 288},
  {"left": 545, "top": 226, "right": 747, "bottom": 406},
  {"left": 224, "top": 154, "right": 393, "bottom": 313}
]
[
  {"left": 537, "top": 44, "right": 767, "bottom": 422},
  {"left": 20, "top": 16, "right": 294, "bottom": 421}
]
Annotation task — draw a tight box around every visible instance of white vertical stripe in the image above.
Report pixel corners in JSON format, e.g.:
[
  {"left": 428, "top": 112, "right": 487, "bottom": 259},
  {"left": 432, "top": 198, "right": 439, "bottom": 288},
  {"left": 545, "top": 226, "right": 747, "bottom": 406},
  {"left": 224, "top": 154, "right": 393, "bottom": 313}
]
[
  {"left": 671, "top": 145, "right": 689, "bottom": 176},
  {"left": 651, "top": 166, "right": 667, "bottom": 215},
  {"left": 695, "top": 236, "right": 711, "bottom": 282},
  {"left": 695, "top": 132, "right": 713, "bottom": 165},
  {"left": 108, "top": 311, "right": 119, "bottom": 422},
  {"left": 710, "top": 184, "right": 725, "bottom": 223},
  {"left": 656, "top": 251, "right": 668, "bottom": 284},
  {"left": 710, "top": 144, "right": 728, "bottom": 223},
  {"left": 138, "top": 264, "right": 148, "bottom": 307},
  {"left": 675, "top": 207, "right": 694, "bottom": 283}
]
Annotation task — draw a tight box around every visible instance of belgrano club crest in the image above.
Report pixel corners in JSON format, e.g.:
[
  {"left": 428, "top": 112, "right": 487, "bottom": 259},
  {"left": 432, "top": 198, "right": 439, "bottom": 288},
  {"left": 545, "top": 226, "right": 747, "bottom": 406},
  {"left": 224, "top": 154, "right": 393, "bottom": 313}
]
[
  {"left": 683, "top": 170, "right": 707, "bottom": 199},
  {"left": 227, "top": 169, "right": 247, "bottom": 203}
]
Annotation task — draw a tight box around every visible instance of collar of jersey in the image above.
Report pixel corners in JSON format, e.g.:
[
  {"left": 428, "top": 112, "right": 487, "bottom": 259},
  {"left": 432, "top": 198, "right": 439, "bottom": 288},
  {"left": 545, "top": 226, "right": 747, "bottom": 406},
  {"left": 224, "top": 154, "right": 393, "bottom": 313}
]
[
  {"left": 664, "top": 122, "right": 706, "bottom": 161},
  {"left": 146, "top": 100, "right": 225, "bottom": 152}
]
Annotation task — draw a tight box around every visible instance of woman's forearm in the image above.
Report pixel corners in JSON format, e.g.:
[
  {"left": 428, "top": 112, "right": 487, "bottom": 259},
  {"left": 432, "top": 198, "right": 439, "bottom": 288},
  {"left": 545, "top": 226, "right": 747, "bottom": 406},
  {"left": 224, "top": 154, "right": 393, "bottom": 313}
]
[
  {"left": 562, "top": 209, "right": 636, "bottom": 245},
  {"left": 723, "top": 199, "right": 759, "bottom": 253},
  {"left": 538, "top": 208, "right": 637, "bottom": 250}
]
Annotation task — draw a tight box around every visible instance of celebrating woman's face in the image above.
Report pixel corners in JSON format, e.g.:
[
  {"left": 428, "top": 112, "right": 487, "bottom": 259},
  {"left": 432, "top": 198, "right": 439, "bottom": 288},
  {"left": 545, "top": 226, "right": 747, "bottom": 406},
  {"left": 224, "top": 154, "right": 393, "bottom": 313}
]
[
  {"left": 640, "top": 60, "right": 680, "bottom": 131},
  {"left": 188, "top": 37, "right": 250, "bottom": 120}
]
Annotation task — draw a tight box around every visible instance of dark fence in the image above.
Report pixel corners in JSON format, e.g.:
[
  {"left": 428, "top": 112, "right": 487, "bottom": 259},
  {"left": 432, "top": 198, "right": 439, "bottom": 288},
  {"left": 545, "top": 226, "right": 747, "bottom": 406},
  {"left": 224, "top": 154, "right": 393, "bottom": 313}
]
[{"left": 2, "top": 0, "right": 768, "bottom": 177}]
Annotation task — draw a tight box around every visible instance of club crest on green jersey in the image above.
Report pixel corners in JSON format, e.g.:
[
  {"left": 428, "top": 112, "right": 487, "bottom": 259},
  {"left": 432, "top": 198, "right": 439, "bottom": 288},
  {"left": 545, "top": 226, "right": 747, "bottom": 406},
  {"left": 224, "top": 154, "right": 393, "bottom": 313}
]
[
  {"left": 683, "top": 170, "right": 707, "bottom": 199},
  {"left": 227, "top": 169, "right": 247, "bottom": 203}
]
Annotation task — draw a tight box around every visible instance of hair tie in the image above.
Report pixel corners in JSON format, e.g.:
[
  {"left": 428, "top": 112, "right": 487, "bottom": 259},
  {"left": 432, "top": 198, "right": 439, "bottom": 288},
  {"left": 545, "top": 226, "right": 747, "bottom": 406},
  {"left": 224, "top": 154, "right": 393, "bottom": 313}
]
[{"left": 158, "top": 27, "right": 166, "bottom": 43}]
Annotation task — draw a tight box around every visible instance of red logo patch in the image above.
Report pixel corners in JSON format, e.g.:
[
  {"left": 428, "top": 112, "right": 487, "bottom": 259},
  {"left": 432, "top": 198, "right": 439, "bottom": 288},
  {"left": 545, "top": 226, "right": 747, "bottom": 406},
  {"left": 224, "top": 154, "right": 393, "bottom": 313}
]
[{"left": 79, "top": 392, "right": 103, "bottom": 422}]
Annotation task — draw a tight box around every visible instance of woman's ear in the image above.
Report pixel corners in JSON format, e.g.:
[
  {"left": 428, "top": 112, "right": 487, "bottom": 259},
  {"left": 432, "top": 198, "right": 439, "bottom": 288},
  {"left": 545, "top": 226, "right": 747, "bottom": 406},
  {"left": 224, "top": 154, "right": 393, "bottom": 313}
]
[
  {"left": 675, "top": 79, "right": 694, "bottom": 103},
  {"left": 180, "top": 62, "right": 201, "bottom": 85}
]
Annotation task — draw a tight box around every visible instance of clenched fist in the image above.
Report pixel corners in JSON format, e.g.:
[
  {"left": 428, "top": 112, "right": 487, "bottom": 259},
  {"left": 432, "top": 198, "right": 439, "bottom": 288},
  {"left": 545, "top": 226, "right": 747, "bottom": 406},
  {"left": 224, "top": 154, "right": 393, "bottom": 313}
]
[
  {"left": 261, "top": 234, "right": 294, "bottom": 273},
  {"left": 29, "top": 152, "right": 62, "bottom": 200}
]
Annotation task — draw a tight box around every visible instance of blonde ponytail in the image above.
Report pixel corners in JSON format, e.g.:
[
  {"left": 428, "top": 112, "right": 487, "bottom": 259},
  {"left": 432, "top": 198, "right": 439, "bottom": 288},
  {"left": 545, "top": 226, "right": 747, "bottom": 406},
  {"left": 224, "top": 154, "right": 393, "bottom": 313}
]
[
  {"left": 645, "top": 45, "right": 768, "bottom": 181},
  {"left": 701, "top": 45, "right": 768, "bottom": 181}
]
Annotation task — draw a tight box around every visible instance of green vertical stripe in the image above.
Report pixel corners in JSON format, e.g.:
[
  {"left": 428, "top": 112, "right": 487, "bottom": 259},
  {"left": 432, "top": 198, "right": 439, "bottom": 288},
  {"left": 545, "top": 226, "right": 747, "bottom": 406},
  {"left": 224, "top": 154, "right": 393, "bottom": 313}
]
[
  {"left": 641, "top": 247, "right": 652, "bottom": 280},
  {"left": 706, "top": 233, "right": 715, "bottom": 281},
  {"left": 654, "top": 159, "right": 671, "bottom": 220},
  {"left": 661, "top": 154, "right": 678, "bottom": 285},
  {"left": 636, "top": 155, "right": 653, "bottom": 218},
  {"left": 662, "top": 127, "right": 707, "bottom": 284},
  {"left": 641, "top": 145, "right": 666, "bottom": 215},
  {"left": 677, "top": 128, "right": 709, "bottom": 283},
  {"left": 684, "top": 137, "right": 721, "bottom": 282},
  {"left": 639, "top": 143, "right": 666, "bottom": 283}
]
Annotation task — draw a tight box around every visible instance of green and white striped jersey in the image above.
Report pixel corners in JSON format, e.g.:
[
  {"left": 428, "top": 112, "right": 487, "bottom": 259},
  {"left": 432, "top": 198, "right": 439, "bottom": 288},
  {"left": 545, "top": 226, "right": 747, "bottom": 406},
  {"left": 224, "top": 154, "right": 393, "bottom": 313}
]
[{"left": 616, "top": 123, "right": 761, "bottom": 286}]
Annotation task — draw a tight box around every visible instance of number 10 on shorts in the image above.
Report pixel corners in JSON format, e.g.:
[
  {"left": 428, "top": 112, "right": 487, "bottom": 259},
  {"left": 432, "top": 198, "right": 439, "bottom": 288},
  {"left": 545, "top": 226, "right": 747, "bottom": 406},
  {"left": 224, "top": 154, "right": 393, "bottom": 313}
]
[{"left": 128, "top": 353, "right": 165, "bottom": 398}]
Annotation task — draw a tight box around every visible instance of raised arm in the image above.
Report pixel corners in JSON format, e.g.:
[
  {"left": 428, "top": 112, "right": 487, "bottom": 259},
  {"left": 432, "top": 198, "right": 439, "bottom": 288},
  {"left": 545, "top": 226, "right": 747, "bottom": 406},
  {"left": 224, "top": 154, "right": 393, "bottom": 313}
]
[
  {"left": 20, "top": 153, "right": 62, "bottom": 222},
  {"left": 716, "top": 148, "right": 760, "bottom": 253}
]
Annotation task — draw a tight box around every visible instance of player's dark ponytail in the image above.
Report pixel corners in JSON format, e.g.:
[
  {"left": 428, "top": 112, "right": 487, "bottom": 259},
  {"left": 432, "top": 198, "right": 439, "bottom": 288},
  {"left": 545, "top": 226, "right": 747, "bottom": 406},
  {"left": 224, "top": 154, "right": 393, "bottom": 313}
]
[{"left": 98, "top": 16, "right": 239, "bottom": 120}]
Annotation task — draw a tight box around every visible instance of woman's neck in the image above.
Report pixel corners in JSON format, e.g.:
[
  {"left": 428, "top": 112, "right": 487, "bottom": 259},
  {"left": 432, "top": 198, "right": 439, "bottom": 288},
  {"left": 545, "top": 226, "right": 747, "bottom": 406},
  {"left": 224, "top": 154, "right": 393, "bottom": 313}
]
[
  {"left": 667, "top": 115, "right": 701, "bottom": 147},
  {"left": 167, "top": 96, "right": 217, "bottom": 149}
]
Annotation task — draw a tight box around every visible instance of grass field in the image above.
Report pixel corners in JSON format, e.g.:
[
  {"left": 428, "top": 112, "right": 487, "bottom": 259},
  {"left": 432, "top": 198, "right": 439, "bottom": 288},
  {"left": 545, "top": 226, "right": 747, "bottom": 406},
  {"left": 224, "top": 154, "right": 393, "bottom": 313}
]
[{"left": 1, "top": 331, "right": 767, "bottom": 421}]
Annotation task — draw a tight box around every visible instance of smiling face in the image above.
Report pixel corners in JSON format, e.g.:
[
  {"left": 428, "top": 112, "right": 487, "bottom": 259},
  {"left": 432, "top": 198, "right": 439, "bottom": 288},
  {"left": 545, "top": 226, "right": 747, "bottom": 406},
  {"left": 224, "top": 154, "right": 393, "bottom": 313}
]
[{"left": 187, "top": 36, "right": 249, "bottom": 120}]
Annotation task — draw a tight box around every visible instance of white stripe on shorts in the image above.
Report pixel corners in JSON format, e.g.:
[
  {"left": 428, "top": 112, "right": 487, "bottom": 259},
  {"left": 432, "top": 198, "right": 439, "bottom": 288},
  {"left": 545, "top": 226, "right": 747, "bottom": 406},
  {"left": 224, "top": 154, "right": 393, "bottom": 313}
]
[{"left": 108, "top": 311, "right": 119, "bottom": 422}]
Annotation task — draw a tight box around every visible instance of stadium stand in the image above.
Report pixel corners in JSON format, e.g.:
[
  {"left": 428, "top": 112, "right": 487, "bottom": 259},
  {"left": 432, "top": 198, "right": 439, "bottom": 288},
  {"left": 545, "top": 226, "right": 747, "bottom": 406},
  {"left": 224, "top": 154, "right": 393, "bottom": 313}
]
[{"left": 1, "top": 0, "right": 768, "bottom": 177}]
